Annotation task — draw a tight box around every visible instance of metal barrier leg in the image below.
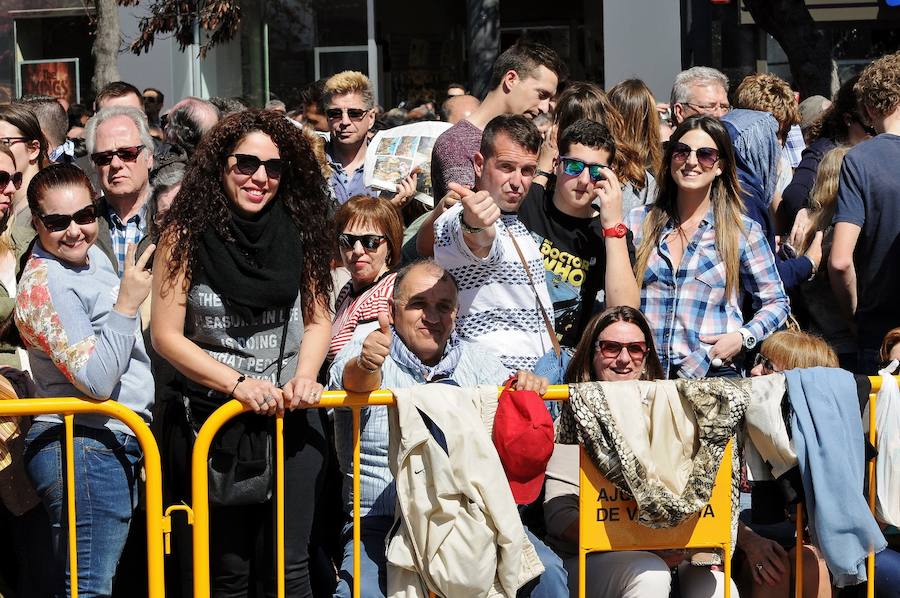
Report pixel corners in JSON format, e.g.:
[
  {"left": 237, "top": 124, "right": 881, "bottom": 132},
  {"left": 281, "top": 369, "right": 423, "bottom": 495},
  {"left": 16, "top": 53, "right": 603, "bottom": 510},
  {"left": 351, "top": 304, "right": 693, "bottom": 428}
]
[
  {"left": 867, "top": 392, "right": 877, "bottom": 598},
  {"left": 64, "top": 415, "right": 79, "bottom": 598},
  {"left": 724, "top": 545, "right": 731, "bottom": 598},
  {"left": 352, "top": 407, "right": 361, "bottom": 598},
  {"left": 276, "top": 415, "right": 285, "bottom": 598},
  {"left": 795, "top": 504, "right": 804, "bottom": 597}
]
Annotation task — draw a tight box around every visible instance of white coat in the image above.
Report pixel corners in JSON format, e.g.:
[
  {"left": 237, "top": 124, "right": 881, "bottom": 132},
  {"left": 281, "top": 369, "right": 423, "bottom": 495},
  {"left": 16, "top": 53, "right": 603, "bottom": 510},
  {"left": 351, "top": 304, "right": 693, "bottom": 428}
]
[{"left": 386, "top": 384, "right": 544, "bottom": 598}]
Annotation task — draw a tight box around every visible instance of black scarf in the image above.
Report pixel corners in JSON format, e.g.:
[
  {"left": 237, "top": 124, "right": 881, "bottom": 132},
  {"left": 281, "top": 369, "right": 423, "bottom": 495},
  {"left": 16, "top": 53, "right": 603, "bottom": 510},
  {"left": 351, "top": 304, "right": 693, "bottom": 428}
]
[{"left": 197, "top": 199, "right": 304, "bottom": 318}]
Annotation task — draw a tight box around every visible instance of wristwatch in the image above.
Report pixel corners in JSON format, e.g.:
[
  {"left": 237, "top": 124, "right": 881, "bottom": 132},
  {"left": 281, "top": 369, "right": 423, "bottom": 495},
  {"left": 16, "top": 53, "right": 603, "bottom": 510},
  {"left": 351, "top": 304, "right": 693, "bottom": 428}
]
[
  {"left": 535, "top": 169, "right": 553, "bottom": 179},
  {"left": 738, "top": 327, "right": 758, "bottom": 350},
  {"left": 602, "top": 223, "right": 628, "bottom": 238},
  {"left": 459, "top": 210, "right": 485, "bottom": 234}
]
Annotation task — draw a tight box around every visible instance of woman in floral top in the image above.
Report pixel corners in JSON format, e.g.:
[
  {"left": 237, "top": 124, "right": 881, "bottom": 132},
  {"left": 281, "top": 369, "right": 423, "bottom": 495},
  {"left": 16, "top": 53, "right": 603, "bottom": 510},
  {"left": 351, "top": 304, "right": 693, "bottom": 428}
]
[{"left": 15, "top": 163, "right": 155, "bottom": 596}]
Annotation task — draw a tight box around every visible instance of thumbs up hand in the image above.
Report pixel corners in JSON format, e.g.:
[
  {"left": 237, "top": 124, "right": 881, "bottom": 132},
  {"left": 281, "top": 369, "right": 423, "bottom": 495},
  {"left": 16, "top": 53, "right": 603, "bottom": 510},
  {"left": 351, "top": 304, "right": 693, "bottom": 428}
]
[
  {"left": 358, "top": 312, "right": 393, "bottom": 373},
  {"left": 452, "top": 181, "right": 499, "bottom": 232}
]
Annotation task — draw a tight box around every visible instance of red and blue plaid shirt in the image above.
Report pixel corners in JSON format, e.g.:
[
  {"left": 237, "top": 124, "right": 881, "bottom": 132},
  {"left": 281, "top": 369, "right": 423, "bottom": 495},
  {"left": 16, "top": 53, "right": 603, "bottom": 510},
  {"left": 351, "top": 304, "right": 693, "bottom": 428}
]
[{"left": 627, "top": 206, "right": 789, "bottom": 378}]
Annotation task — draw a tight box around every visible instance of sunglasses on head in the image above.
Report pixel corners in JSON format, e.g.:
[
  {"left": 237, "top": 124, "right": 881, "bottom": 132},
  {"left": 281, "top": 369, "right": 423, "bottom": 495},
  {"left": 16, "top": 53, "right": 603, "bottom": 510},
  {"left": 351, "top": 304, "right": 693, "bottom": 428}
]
[
  {"left": 90, "top": 145, "right": 145, "bottom": 166},
  {"left": 228, "top": 154, "right": 286, "bottom": 179},
  {"left": 325, "top": 107, "right": 370, "bottom": 121},
  {"left": 670, "top": 142, "right": 720, "bottom": 168},
  {"left": 559, "top": 157, "right": 607, "bottom": 182},
  {"left": 37, "top": 204, "right": 98, "bottom": 232},
  {"left": 753, "top": 353, "right": 778, "bottom": 372},
  {"left": 339, "top": 233, "right": 386, "bottom": 251},
  {"left": 595, "top": 340, "right": 648, "bottom": 360},
  {"left": 0, "top": 170, "right": 23, "bottom": 190}
]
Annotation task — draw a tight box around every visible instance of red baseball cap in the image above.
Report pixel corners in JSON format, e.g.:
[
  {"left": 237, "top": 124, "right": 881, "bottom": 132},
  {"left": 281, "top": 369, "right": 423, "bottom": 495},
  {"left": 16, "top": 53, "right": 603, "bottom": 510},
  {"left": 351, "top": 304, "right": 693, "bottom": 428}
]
[{"left": 492, "top": 385, "right": 554, "bottom": 505}]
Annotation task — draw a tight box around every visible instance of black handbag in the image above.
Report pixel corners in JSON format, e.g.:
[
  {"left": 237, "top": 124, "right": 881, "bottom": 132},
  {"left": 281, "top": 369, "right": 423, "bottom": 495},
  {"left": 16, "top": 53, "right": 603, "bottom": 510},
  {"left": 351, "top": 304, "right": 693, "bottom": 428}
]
[{"left": 181, "top": 313, "right": 290, "bottom": 506}]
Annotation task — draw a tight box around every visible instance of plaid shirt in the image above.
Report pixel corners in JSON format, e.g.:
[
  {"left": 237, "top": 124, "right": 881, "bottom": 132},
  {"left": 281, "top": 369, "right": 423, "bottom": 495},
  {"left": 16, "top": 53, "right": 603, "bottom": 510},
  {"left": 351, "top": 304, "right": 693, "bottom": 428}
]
[
  {"left": 783, "top": 124, "right": 805, "bottom": 168},
  {"left": 106, "top": 203, "right": 147, "bottom": 277},
  {"left": 627, "top": 206, "right": 789, "bottom": 379}
]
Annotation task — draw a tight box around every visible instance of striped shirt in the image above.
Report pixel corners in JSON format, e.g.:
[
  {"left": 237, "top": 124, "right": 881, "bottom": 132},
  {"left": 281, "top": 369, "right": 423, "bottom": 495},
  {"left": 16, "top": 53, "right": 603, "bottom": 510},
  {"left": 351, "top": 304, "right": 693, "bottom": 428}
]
[
  {"left": 328, "top": 272, "right": 396, "bottom": 362},
  {"left": 106, "top": 203, "right": 147, "bottom": 277},
  {"left": 626, "top": 205, "right": 789, "bottom": 379}
]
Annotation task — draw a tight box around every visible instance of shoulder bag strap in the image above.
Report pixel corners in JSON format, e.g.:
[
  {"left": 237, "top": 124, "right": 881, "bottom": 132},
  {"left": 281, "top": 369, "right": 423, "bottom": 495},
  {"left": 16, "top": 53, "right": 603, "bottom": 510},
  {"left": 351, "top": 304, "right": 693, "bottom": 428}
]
[{"left": 505, "top": 223, "right": 562, "bottom": 358}]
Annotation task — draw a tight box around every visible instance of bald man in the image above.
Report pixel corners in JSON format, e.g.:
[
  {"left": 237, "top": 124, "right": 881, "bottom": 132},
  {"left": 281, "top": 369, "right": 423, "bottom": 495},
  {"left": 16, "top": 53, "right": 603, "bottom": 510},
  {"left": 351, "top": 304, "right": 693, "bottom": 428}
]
[{"left": 441, "top": 94, "right": 481, "bottom": 125}]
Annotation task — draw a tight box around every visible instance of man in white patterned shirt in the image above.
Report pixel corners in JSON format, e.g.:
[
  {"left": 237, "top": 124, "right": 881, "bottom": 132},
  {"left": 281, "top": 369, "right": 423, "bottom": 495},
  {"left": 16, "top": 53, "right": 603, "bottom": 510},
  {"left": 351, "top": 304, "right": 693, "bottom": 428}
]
[
  {"left": 84, "top": 106, "right": 155, "bottom": 276},
  {"left": 433, "top": 114, "right": 555, "bottom": 372}
]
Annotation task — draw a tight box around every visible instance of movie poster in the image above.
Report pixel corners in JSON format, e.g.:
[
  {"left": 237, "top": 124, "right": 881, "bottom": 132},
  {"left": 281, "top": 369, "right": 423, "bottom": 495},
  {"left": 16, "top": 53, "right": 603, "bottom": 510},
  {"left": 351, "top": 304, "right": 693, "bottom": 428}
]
[{"left": 19, "top": 59, "right": 80, "bottom": 106}]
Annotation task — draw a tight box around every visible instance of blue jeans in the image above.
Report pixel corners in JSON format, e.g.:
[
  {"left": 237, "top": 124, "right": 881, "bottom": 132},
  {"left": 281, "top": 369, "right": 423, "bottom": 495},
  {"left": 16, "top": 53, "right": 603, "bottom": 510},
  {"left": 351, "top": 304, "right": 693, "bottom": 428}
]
[
  {"left": 334, "top": 515, "right": 391, "bottom": 598},
  {"left": 333, "top": 517, "right": 568, "bottom": 598},
  {"left": 519, "top": 527, "right": 569, "bottom": 597},
  {"left": 875, "top": 547, "right": 900, "bottom": 598},
  {"left": 24, "top": 421, "right": 142, "bottom": 598}
]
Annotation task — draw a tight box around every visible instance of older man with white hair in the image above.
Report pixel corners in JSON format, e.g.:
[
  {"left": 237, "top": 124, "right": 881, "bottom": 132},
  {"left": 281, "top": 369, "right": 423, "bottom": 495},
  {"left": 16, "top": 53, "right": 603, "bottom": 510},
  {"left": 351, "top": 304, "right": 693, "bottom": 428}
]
[
  {"left": 669, "top": 66, "right": 731, "bottom": 126},
  {"left": 84, "top": 106, "right": 156, "bottom": 275}
]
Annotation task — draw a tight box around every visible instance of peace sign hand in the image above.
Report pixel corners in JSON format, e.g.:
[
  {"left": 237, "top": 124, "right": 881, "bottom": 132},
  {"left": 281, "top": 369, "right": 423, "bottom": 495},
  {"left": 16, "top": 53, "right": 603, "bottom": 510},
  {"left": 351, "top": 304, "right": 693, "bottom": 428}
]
[{"left": 114, "top": 243, "right": 156, "bottom": 317}]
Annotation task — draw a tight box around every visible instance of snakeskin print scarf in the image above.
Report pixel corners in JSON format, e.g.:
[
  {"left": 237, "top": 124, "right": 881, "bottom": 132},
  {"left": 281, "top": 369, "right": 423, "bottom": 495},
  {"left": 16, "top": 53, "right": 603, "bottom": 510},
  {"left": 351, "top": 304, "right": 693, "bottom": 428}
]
[{"left": 557, "top": 378, "right": 750, "bottom": 530}]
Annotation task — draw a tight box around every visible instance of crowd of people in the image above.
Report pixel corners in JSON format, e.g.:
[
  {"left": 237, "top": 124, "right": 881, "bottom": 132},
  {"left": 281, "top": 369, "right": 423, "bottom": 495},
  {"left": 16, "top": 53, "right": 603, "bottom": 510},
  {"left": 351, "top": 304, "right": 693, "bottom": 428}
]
[{"left": 0, "top": 38, "right": 896, "bottom": 598}]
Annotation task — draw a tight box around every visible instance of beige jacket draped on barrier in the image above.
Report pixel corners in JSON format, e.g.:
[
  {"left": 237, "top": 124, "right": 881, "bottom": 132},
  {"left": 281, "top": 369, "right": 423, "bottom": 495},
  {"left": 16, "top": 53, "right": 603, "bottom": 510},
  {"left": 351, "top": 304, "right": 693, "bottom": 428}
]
[{"left": 386, "top": 384, "right": 544, "bottom": 598}]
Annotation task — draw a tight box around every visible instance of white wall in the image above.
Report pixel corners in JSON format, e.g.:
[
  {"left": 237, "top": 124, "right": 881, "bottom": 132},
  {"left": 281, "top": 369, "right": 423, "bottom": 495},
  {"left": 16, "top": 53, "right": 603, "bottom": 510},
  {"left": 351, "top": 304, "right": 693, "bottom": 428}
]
[
  {"left": 116, "top": 5, "right": 243, "bottom": 109},
  {"left": 603, "top": 0, "right": 682, "bottom": 102}
]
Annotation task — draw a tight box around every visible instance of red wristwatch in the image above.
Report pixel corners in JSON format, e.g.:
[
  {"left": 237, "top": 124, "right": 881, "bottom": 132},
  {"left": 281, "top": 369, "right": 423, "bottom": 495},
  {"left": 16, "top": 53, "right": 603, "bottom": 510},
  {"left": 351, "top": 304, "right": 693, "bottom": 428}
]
[{"left": 602, "top": 223, "right": 628, "bottom": 238}]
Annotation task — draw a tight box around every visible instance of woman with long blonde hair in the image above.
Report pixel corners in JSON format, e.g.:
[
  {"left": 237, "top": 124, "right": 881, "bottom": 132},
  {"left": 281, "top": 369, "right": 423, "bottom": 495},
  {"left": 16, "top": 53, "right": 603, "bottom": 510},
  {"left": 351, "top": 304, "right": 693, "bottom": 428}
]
[
  {"left": 798, "top": 146, "right": 856, "bottom": 368},
  {"left": 627, "top": 115, "right": 789, "bottom": 378}
]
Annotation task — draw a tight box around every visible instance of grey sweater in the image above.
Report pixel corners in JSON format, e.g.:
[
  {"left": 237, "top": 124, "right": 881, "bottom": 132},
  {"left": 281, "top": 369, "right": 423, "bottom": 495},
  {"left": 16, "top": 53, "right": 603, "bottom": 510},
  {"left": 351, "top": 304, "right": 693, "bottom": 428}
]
[{"left": 15, "top": 243, "right": 153, "bottom": 434}]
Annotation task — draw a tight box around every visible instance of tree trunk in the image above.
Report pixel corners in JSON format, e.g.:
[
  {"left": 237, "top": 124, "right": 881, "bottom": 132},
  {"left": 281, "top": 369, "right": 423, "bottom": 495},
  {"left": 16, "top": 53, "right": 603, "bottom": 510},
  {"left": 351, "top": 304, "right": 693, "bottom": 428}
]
[
  {"left": 743, "top": 0, "right": 837, "bottom": 99},
  {"left": 467, "top": 0, "right": 499, "bottom": 100},
  {"left": 93, "top": 0, "right": 121, "bottom": 95}
]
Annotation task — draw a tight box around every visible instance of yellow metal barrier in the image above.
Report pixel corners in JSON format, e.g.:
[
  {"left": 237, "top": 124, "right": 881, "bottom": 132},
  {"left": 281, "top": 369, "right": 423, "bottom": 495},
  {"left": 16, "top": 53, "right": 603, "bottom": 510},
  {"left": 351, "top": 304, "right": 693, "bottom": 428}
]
[
  {"left": 578, "top": 440, "right": 735, "bottom": 598},
  {"left": 0, "top": 398, "right": 166, "bottom": 598},
  {"left": 189, "top": 387, "right": 567, "bottom": 598}
]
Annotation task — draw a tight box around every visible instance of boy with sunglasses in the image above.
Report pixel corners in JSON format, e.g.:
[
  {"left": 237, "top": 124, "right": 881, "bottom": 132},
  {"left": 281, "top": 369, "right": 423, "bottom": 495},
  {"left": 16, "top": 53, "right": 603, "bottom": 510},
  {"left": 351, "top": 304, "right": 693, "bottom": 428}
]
[{"left": 517, "top": 119, "right": 639, "bottom": 348}]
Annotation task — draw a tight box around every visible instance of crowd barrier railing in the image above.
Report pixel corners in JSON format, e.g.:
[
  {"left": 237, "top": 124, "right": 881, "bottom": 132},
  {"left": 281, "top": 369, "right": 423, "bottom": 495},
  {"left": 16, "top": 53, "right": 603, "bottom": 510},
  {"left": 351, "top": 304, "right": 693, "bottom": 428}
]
[
  {"left": 192, "top": 377, "right": 881, "bottom": 598},
  {"left": 0, "top": 397, "right": 166, "bottom": 598},
  {"left": 1, "top": 378, "right": 887, "bottom": 597}
]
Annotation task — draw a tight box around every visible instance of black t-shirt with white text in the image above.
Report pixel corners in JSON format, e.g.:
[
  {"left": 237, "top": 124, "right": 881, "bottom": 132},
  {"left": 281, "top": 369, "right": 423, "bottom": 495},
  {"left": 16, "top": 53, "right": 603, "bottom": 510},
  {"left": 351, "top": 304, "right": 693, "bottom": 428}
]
[{"left": 518, "top": 182, "right": 636, "bottom": 348}]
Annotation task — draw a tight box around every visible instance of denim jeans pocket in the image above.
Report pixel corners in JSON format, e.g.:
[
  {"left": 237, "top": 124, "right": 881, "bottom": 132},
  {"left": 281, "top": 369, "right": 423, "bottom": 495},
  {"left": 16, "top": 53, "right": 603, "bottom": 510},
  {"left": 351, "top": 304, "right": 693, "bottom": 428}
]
[{"left": 24, "top": 422, "right": 63, "bottom": 502}]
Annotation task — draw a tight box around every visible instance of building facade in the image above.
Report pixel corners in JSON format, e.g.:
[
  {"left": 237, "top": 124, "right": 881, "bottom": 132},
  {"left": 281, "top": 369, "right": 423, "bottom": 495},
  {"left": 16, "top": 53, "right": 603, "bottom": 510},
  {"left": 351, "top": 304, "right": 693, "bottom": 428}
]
[{"left": 1, "top": 0, "right": 899, "bottom": 113}]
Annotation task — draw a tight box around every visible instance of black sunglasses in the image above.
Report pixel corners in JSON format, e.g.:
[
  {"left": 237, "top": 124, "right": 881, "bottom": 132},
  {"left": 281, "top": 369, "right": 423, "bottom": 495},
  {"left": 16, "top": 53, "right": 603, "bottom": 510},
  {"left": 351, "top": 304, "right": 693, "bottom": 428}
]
[
  {"left": 228, "top": 154, "right": 286, "bottom": 179},
  {"left": 90, "top": 145, "right": 146, "bottom": 166},
  {"left": 37, "top": 204, "right": 98, "bottom": 232},
  {"left": 325, "top": 107, "right": 370, "bottom": 121},
  {"left": 753, "top": 353, "right": 778, "bottom": 372},
  {"left": 338, "top": 233, "right": 386, "bottom": 251},
  {"left": 0, "top": 170, "right": 23, "bottom": 190},
  {"left": 670, "top": 142, "right": 720, "bottom": 168}
]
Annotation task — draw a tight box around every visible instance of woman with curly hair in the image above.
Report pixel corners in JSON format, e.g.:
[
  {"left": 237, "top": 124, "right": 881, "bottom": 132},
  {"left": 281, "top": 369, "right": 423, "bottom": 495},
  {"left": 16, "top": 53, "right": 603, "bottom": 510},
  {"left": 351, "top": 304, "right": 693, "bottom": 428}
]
[{"left": 151, "top": 110, "right": 333, "bottom": 597}]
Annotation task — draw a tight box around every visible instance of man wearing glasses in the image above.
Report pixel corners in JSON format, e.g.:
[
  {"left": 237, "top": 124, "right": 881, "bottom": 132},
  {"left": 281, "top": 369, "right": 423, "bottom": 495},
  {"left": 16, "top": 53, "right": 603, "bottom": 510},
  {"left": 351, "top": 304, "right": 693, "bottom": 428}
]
[
  {"left": 322, "top": 71, "right": 416, "bottom": 207},
  {"left": 83, "top": 106, "right": 155, "bottom": 276},
  {"left": 669, "top": 66, "right": 731, "bottom": 126}
]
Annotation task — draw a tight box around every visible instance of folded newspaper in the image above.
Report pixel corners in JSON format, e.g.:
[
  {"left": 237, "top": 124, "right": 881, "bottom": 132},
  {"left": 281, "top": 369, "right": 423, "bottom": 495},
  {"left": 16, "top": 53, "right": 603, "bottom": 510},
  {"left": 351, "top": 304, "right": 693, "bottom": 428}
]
[{"left": 364, "top": 121, "right": 452, "bottom": 208}]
